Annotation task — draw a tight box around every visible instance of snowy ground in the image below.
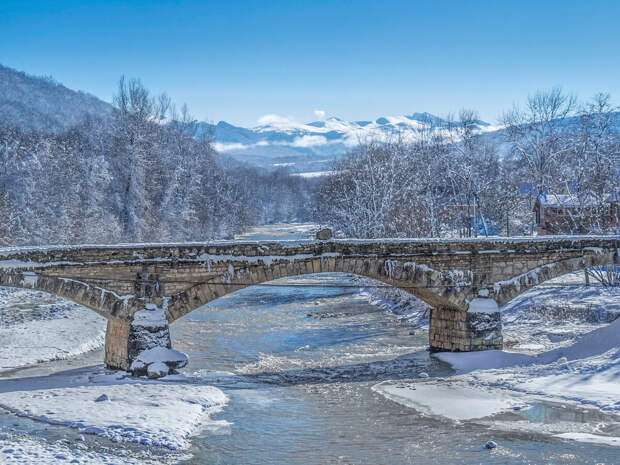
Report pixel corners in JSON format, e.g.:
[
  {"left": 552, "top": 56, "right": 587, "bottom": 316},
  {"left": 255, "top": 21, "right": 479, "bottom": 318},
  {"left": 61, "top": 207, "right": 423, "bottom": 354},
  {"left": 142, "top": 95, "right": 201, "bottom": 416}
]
[
  {"left": 0, "top": 287, "right": 228, "bottom": 463},
  {"left": 0, "top": 432, "right": 169, "bottom": 465},
  {"left": 436, "top": 318, "right": 620, "bottom": 411},
  {"left": 0, "top": 288, "right": 106, "bottom": 373},
  {"left": 0, "top": 368, "right": 228, "bottom": 450},
  {"left": 370, "top": 271, "right": 620, "bottom": 448},
  {"left": 0, "top": 366, "right": 229, "bottom": 463},
  {"left": 501, "top": 271, "right": 620, "bottom": 354}
]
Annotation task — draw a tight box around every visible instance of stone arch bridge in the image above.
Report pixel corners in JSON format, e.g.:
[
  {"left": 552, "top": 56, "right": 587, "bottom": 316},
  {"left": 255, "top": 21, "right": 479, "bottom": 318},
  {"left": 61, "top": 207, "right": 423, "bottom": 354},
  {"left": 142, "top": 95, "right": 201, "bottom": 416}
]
[{"left": 0, "top": 237, "right": 617, "bottom": 371}]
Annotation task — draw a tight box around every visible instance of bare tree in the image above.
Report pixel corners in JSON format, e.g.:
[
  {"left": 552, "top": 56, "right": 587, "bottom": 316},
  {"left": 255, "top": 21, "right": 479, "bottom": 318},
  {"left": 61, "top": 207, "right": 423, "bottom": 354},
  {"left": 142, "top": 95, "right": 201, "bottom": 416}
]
[{"left": 502, "top": 87, "right": 577, "bottom": 195}]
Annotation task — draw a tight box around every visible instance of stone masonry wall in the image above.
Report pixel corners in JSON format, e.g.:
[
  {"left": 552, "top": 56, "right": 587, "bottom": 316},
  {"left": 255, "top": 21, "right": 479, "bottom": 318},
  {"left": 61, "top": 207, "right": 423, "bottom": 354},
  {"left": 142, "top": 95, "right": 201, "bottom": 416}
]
[{"left": 429, "top": 306, "right": 503, "bottom": 352}]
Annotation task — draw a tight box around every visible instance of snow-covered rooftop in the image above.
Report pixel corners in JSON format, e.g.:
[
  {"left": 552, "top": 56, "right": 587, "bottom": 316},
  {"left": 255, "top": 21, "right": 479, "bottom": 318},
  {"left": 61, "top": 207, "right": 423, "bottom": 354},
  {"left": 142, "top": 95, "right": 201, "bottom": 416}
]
[{"left": 537, "top": 192, "right": 618, "bottom": 208}]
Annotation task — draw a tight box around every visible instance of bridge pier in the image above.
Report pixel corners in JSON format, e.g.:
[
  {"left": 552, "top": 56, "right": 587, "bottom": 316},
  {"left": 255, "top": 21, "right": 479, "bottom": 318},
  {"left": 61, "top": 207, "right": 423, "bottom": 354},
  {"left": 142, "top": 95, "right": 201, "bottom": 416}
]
[
  {"left": 104, "top": 318, "right": 132, "bottom": 370},
  {"left": 104, "top": 304, "right": 174, "bottom": 372},
  {"left": 429, "top": 298, "right": 502, "bottom": 352}
]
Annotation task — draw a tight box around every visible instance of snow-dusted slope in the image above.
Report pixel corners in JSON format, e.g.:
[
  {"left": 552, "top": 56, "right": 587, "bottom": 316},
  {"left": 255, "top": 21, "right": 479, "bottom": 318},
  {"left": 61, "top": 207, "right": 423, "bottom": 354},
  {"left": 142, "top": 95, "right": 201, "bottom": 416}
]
[
  {"left": 0, "top": 288, "right": 106, "bottom": 372},
  {"left": 0, "top": 64, "right": 114, "bottom": 132}
]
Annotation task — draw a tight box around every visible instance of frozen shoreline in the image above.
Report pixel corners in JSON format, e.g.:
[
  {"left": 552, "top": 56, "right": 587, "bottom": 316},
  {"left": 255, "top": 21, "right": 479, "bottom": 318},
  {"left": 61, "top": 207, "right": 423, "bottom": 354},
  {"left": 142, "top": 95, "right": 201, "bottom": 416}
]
[
  {"left": 0, "top": 367, "right": 229, "bottom": 451},
  {"left": 369, "top": 271, "right": 620, "bottom": 446},
  {"left": 0, "top": 288, "right": 107, "bottom": 373}
]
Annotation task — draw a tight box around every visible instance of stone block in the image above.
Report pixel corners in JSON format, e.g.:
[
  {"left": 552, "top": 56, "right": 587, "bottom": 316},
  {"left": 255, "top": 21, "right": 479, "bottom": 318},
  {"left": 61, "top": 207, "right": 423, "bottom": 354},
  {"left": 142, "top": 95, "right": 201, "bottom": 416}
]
[{"left": 104, "top": 318, "right": 131, "bottom": 370}]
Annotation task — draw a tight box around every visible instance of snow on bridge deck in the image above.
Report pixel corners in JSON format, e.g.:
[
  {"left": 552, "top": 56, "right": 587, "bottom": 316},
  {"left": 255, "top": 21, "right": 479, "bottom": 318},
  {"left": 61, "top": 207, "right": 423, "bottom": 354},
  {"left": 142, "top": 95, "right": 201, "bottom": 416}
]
[{"left": 0, "top": 233, "right": 617, "bottom": 254}]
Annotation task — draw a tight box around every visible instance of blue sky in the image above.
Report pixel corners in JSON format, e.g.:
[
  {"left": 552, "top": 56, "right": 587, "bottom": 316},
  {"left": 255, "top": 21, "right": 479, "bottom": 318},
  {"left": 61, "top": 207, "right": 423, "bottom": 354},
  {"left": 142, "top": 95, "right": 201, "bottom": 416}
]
[{"left": 1, "top": 0, "right": 619, "bottom": 126}]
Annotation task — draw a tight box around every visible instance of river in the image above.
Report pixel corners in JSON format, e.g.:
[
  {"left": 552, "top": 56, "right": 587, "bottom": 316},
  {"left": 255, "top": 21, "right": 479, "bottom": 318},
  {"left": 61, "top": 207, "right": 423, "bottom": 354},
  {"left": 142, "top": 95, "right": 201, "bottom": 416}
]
[{"left": 169, "top": 271, "right": 619, "bottom": 464}]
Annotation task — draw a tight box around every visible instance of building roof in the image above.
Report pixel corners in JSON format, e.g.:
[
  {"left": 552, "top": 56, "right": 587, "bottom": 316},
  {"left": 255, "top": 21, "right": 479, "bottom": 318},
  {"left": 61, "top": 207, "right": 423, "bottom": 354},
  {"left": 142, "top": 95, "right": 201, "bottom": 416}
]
[{"left": 536, "top": 192, "right": 611, "bottom": 208}]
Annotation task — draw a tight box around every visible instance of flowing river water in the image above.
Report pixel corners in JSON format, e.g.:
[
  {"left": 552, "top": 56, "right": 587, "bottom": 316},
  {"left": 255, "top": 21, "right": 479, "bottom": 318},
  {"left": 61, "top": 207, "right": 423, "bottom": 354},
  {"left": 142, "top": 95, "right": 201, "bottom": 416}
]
[
  {"left": 0, "top": 224, "right": 618, "bottom": 464},
  {"left": 169, "top": 273, "right": 619, "bottom": 465}
]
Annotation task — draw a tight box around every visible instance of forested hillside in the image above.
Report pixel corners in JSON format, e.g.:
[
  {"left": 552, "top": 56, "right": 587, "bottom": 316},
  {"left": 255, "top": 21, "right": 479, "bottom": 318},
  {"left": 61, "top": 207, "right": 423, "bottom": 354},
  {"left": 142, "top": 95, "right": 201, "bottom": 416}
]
[
  {"left": 0, "top": 74, "right": 313, "bottom": 245},
  {"left": 0, "top": 64, "right": 114, "bottom": 132},
  {"left": 317, "top": 90, "right": 620, "bottom": 238}
]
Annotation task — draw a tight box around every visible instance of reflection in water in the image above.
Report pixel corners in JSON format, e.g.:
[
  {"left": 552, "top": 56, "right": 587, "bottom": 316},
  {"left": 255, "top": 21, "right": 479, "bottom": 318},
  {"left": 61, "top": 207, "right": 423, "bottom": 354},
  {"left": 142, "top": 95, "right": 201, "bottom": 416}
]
[{"left": 171, "top": 274, "right": 620, "bottom": 465}]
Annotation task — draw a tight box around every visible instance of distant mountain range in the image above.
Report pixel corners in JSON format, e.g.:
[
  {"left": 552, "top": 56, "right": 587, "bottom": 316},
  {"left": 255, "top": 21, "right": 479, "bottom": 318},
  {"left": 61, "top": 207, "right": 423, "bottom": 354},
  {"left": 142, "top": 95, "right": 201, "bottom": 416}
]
[
  {"left": 1, "top": 65, "right": 503, "bottom": 173},
  {"left": 198, "top": 114, "right": 500, "bottom": 173},
  {"left": 6, "top": 64, "right": 617, "bottom": 176}
]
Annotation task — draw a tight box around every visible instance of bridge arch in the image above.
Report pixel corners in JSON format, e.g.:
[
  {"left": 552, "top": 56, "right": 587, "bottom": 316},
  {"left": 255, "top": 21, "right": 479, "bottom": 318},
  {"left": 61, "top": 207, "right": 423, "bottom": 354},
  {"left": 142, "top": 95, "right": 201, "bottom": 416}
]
[
  {"left": 0, "top": 270, "right": 135, "bottom": 320},
  {"left": 163, "top": 256, "right": 473, "bottom": 324},
  {"left": 0, "top": 237, "right": 615, "bottom": 372},
  {"left": 489, "top": 250, "right": 616, "bottom": 308}
]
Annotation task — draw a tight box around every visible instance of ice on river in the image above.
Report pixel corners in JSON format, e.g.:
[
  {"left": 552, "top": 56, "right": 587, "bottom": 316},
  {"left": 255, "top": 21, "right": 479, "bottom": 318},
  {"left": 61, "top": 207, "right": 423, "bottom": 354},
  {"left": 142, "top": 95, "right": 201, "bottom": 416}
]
[
  {"left": 373, "top": 380, "right": 524, "bottom": 420},
  {"left": 0, "top": 367, "right": 228, "bottom": 450}
]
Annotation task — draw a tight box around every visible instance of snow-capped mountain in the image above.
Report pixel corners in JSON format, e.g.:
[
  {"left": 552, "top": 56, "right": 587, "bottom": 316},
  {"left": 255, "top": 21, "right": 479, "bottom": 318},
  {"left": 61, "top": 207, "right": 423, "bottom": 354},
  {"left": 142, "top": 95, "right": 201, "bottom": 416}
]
[
  {"left": 0, "top": 63, "right": 500, "bottom": 173},
  {"left": 199, "top": 113, "right": 500, "bottom": 173}
]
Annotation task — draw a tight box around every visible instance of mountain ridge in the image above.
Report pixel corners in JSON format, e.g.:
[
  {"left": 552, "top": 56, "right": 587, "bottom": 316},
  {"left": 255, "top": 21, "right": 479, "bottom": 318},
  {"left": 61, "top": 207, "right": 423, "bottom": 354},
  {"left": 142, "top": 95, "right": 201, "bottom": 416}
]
[
  {"left": 0, "top": 63, "right": 499, "bottom": 172},
  {"left": 198, "top": 113, "right": 499, "bottom": 172},
  {"left": 0, "top": 64, "right": 114, "bottom": 132},
  {"left": 8, "top": 64, "right": 615, "bottom": 176}
]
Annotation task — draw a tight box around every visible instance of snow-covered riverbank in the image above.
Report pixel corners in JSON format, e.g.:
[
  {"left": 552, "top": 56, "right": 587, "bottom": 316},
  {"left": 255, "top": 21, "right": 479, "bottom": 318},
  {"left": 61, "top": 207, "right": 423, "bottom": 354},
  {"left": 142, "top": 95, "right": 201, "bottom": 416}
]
[
  {"left": 434, "top": 316, "right": 620, "bottom": 410},
  {"left": 0, "top": 368, "right": 228, "bottom": 451},
  {"left": 0, "top": 432, "right": 169, "bottom": 465},
  {"left": 370, "top": 271, "right": 620, "bottom": 447},
  {"left": 0, "top": 288, "right": 106, "bottom": 373},
  {"left": 0, "top": 288, "right": 228, "bottom": 463}
]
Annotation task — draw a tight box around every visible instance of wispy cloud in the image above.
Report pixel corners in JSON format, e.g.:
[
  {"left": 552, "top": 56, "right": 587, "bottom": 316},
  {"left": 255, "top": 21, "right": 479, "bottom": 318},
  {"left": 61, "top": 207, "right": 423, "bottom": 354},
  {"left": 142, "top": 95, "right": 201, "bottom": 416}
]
[
  {"left": 291, "top": 135, "right": 328, "bottom": 147},
  {"left": 214, "top": 135, "right": 332, "bottom": 152},
  {"left": 313, "top": 110, "right": 326, "bottom": 120},
  {"left": 213, "top": 142, "right": 250, "bottom": 152},
  {"left": 257, "top": 114, "right": 298, "bottom": 128}
]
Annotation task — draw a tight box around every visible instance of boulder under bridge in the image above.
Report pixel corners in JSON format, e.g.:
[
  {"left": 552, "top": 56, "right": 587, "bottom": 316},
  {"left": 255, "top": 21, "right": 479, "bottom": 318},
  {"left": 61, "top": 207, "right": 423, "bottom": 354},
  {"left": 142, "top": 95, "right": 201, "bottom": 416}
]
[{"left": 0, "top": 236, "right": 617, "bottom": 371}]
